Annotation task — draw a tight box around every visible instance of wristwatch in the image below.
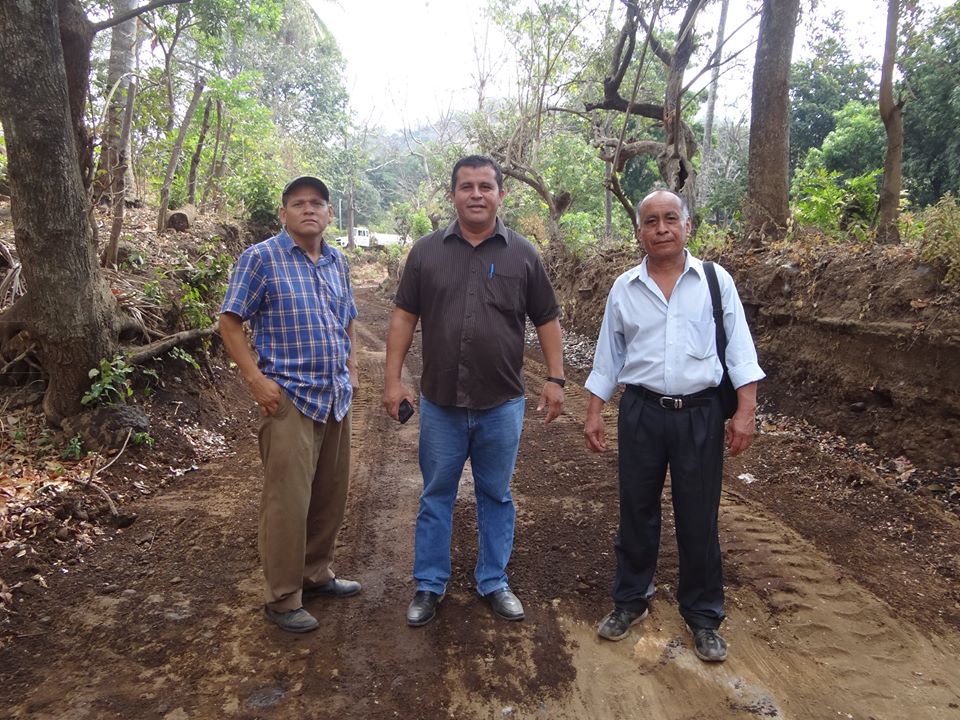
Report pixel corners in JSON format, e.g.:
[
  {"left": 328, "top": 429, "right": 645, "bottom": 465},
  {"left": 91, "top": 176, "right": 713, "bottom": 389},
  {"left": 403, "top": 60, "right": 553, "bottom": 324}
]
[{"left": 545, "top": 376, "right": 566, "bottom": 388}]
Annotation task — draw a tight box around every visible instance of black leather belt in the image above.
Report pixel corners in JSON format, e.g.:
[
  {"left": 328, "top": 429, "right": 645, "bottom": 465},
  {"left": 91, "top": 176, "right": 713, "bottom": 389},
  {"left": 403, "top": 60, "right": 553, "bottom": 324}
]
[{"left": 627, "top": 384, "right": 718, "bottom": 410}]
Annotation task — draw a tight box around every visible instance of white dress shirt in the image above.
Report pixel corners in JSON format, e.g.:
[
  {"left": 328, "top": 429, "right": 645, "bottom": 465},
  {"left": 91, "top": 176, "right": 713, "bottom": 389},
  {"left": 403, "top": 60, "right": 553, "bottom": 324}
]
[{"left": 585, "top": 251, "right": 765, "bottom": 402}]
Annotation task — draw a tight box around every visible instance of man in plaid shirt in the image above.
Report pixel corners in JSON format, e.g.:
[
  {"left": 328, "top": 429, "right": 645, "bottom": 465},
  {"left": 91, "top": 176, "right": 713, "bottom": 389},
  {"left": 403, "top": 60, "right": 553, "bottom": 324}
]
[{"left": 220, "top": 176, "right": 361, "bottom": 633}]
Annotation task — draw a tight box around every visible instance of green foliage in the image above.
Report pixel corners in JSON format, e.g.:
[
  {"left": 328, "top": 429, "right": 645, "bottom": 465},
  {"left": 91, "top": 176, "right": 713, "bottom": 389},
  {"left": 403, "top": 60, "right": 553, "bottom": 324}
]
[
  {"left": 132, "top": 432, "right": 156, "bottom": 449},
  {"left": 121, "top": 248, "right": 147, "bottom": 271},
  {"left": 688, "top": 223, "right": 733, "bottom": 257},
  {"left": 175, "top": 247, "right": 232, "bottom": 329},
  {"left": 82, "top": 355, "right": 135, "bottom": 407},
  {"left": 558, "top": 212, "right": 602, "bottom": 258},
  {"left": 901, "top": 3, "right": 960, "bottom": 207},
  {"left": 142, "top": 280, "right": 164, "bottom": 301},
  {"left": 791, "top": 150, "right": 881, "bottom": 235},
  {"left": 918, "top": 194, "right": 960, "bottom": 285},
  {"left": 178, "top": 286, "right": 211, "bottom": 329},
  {"left": 168, "top": 346, "right": 201, "bottom": 371},
  {"left": 819, "top": 102, "right": 885, "bottom": 179},
  {"left": 184, "top": 247, "right": 233, "bottom": 293},
  {"left": 389, "top": 202, "right": 433, "bottom": 243},
  {"left": 224, "top": 164, "right": 281, "bottom": 225},
  {"left": 789, "top": 11, "right": 877, "bottom": 171},
  {"left": 62, "top": 435, "right": 84, "bottom": 461}
]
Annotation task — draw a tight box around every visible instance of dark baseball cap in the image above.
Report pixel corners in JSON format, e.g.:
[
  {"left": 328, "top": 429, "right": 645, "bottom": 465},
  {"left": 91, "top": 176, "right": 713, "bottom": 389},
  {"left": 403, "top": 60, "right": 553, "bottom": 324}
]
[{"left": 281, "top": 176, "right": 330, "bottom": 203}]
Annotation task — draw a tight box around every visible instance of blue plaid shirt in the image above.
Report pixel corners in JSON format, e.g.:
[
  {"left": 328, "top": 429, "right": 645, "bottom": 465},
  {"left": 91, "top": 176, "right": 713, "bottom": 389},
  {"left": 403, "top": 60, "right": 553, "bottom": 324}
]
[{"left": 221, "top": 229, "right": 357, "bottom": 422}]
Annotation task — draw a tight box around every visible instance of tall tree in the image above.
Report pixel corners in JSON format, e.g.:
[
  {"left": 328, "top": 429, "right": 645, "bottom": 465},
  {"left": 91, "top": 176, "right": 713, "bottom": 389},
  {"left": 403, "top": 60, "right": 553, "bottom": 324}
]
[
  {"left": 788, "top": 11, "right": 877, "bottom": 172},
  {"left": 877, "top": 0, "right": 905, "bottom": 244},
  {"left": 744, "top": 0, "right": 800, "bottom": 245},
  {"left": 587, "top": 0, "right": 754, "bottom": 222},
  {"left": 475, "top": 0, "right": 597, "bottom": 245},
  {"left": 94, "top": 0, "right": 139, "bottom": 201},
  {"left": 0, "top": 0, "right": 190, "bottom": 421},
  {"left": 698, "top": 0, "right": 730, "bottom": 206},
  {"left": 0, "top": 0, "right": 120, "bottom": 422},
  {"left": 900, "top": 2, "right": 960, "bottom": 207}
]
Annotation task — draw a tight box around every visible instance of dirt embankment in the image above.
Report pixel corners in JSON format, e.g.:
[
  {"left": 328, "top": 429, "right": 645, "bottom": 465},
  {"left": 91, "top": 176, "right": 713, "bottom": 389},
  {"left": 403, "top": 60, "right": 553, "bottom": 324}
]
[{"left": 549, "top": 239, "right": 960, "bottom": 474}]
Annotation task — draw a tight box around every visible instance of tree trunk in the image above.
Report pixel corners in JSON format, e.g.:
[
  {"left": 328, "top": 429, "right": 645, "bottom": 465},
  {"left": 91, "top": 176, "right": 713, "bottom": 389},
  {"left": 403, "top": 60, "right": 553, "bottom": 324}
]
[
  {"left": 744, "top": 0, "right": 800, "bottom": 246},
  {"left": 101, "top": 77, "right": 137, "bottom": 267},
  {"left": 187, "top": 95, "right": 212, "bottom": 206},
  {"left": 157, "top": 78, "right": 205, "bottom": 234},
  {"left": 346, "top": 186, "right": 356, "bottom": 250},
  {"left": 699, "top": 0, "right": 729, "bottom": 206},
  {"left": 877, "top": 0, "right": 903, "bottom": 244},
  {"left": 201, "top": 101, "right": 227, "bottom": 209},
  {"left": 55, "top": 0, "right": 95, "bottom": 190},
  {"left": 93, "top": 0, "right": 136, "bottom": 200},
  {"left": 587, "top": 2, "right": 704, "bottom": 216},
  {"left": 0, "top": 0, "right": 120, "bottom": 424},
  {"left": 658, "top": 2, "right": 703, "bottom": 211}
]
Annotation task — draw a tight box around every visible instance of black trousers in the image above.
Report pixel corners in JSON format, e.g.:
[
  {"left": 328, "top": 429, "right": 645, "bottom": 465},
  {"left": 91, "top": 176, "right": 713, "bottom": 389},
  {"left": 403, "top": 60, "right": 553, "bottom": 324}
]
[{"left": 612, "top": 385, "right": 726, "bottom": 629}]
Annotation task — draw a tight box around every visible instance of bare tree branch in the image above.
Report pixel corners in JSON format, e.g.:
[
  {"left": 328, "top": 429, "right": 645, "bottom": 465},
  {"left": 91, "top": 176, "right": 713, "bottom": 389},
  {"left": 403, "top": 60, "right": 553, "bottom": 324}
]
[
  {"left": 91, "top": 0, "right": 189, "bottom": 33},
  {"left": 125, "top": 323, "right": 217, "bottom": 365}
]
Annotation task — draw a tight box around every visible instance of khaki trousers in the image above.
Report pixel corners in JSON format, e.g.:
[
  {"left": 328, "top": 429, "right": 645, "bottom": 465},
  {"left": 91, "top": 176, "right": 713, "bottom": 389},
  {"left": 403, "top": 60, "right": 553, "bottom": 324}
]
[{"left": 258, "top": 392, "right": 351, "bottom": 611}]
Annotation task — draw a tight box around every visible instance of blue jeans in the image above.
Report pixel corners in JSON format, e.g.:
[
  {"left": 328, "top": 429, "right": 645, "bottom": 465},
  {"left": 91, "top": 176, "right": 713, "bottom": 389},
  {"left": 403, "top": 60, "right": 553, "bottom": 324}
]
[{"left": 414, "top": 395, "right": 525, "bottom": 596}]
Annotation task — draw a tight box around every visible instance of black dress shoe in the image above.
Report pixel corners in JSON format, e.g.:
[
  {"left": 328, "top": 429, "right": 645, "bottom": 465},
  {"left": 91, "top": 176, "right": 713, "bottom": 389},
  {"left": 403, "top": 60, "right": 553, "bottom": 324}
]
[
  {"left": 303, "top": 577, "right": 362, "bottom": 598},
  {"left": 407, "top": 590, "right": 444, "bottom": 627},
  {"left": 485, "top": 588, "right": 524, "bottom": 621}
]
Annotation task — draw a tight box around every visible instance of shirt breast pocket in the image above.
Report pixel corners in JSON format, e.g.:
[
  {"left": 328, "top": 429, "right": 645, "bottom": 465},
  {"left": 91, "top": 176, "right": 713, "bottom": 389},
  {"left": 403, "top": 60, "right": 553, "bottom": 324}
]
[
  {"left": 484, "top": 274, "right": 523, "bottom": 314},
  {"left": 685, "top": 319, "right": 715, "bottom": 360}
]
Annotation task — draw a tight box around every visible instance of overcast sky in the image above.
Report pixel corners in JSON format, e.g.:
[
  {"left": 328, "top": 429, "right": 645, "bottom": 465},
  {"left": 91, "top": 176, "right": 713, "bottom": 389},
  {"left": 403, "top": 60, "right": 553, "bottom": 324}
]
[{"left": 315, "top": 1, "right": 940, "bottom": 131}]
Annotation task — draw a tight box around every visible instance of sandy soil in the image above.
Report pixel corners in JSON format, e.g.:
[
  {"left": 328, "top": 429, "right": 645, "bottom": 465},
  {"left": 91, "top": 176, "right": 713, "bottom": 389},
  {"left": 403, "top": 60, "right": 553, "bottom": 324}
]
[{"left": 2, "top": 284, "right": 960, "bottom": 720}]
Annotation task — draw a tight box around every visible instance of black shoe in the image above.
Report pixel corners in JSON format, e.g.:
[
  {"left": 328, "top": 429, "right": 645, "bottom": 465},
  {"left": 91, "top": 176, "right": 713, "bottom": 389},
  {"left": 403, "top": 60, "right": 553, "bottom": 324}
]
[
  {"left": 407, "top": 590, "right": 444, "bottom": 627},
  {"left": 303, "top": 577, "right": 362, "bottom": 599},
  {"left": 687, "top": 624, "right": 727, "bottom": 662},
  {"left": 263, "top": 606, "right": 319, "bottom": 633},
  {"left": 597, "top": 607, "right": 648, "bottom": 641},
  {"left": 485, "top": 588, "right": 524, "bottom": 621}
]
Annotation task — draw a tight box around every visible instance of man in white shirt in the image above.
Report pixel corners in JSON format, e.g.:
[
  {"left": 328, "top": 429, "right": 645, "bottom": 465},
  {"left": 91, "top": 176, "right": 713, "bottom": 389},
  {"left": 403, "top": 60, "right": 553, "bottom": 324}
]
[{"left": 583, "top": 189, "right": 764, "bottom": 662}]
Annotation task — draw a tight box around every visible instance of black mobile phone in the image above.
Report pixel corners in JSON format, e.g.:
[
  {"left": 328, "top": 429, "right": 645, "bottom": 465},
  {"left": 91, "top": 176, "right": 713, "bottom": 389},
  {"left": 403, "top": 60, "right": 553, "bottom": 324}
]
[{"left": 398, "top": 399, "right": 415, "bottom": 424}]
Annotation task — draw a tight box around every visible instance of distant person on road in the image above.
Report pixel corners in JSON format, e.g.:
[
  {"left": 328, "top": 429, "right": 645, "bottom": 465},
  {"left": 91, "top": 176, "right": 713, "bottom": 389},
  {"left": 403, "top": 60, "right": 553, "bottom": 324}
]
[
  {"left": 583, "top": 189, "right": 764, "bottom": 662},
  {"left": 383, "top": 155, "right": 565, "bottom": 627},
  {"left": 220, "top": 176, "right": 361, "bottom": 633}
]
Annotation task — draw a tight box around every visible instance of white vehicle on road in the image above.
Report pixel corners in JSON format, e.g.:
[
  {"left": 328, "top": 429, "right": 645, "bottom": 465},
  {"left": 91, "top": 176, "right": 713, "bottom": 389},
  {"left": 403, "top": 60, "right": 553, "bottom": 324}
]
[
  {"left": 337, "top": 226, "right": 372, "bottom": 248},
  {"left": 337, "top": 226, "right": 407, "bottom": 248}
]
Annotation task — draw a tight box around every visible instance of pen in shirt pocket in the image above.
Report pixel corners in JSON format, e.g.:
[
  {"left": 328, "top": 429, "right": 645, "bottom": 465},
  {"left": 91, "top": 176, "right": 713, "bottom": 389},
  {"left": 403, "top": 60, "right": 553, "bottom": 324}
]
[{"left": 488, "top": 263, "right": 494, "bottom": 278}]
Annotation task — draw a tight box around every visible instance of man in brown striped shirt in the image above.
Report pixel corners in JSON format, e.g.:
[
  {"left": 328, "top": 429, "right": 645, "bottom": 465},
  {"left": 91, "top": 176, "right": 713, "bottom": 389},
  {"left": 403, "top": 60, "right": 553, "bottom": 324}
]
[{"left": 383, "top": 155, "right": 565, "bottom": 627}]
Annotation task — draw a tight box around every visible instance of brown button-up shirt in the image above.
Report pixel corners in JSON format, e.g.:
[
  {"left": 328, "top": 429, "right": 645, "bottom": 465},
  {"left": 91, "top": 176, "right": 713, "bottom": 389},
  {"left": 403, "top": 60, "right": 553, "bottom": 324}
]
[{"left": 394, "top": 218, "right": 560, "bottom": 409}]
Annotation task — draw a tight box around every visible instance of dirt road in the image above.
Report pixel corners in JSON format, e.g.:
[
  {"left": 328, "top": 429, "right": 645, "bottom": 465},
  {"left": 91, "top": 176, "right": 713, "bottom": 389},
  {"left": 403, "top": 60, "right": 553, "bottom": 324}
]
[{"left": 2, "top": 285, "right": 960, "bottom": 719}]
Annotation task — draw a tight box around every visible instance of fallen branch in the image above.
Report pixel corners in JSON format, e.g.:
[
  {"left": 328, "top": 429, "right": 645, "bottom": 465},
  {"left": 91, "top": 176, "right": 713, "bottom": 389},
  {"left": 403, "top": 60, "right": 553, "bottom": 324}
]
[
  {"left": 125, "top": 322, "right": 217, "bottom": 365},
  {"left": 91, "top": 427, "right": 134, "bottom": 480},
  {"left": 75, "top": 428, "right": 133, "bottom": 518}
]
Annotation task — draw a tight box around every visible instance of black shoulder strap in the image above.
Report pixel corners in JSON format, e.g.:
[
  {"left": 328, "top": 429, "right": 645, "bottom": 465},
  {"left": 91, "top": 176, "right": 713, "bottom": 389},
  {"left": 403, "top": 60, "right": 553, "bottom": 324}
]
[{"left": 703, "top": 261, "right": 728, "bottom": 370}]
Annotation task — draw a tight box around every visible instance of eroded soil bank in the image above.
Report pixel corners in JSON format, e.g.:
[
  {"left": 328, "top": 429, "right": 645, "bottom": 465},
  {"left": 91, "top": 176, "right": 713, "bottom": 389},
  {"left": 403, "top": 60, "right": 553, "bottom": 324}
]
[{"left": 550, "top": 237, "right": 960, "bottom": 482}]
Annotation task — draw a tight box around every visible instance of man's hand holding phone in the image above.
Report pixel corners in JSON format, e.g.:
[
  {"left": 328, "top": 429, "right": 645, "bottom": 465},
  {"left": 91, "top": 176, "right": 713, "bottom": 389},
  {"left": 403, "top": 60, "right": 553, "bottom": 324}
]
[
  {"left": 398, "top": 399, "right": 415, "bottom": 424},
  {"left": 383, "top": 380, "right": 415, "bottom": 423}
]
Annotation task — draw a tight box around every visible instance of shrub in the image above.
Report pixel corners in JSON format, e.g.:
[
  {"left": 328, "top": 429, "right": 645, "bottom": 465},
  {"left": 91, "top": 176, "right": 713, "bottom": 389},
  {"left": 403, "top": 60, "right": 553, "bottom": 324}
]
[
  {"left": 918, "top": 194, "right": 960, "bottom": 285},
  {"left": 791, "top": 149, "right": 881, "bottom": 236},
  {"left": 82, "top": 355, "right": 134, "bottom": 406}
]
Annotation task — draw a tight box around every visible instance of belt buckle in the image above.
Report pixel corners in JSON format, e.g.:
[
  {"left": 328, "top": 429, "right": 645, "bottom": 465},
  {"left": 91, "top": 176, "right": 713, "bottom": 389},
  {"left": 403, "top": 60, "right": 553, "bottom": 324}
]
[{"left": 659, "top": 396, "right": 682, "bottom": 410}]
